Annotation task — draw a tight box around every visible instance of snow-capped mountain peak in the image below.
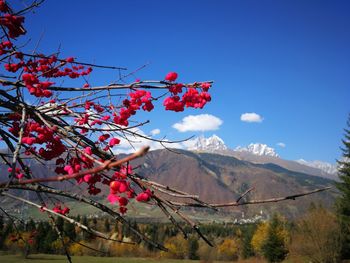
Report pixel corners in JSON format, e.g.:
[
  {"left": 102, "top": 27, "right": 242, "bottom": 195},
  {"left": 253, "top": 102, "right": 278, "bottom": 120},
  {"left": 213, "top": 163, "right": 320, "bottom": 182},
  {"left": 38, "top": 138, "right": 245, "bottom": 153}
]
[
  {"left": 296, "top": 159, "right": 337, "bottom": 175},
  {"left": 188, "top": 134, "right": 227, "bottom": 152},
  {"left": 234, "top": 143, "right": 279, "bottom": 157}
]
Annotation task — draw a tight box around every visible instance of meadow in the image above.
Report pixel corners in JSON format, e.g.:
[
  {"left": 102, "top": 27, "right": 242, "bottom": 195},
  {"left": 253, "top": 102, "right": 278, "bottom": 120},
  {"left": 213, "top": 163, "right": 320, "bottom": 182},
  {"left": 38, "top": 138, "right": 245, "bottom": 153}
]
[
  {"left": 0, "top": 254, "right": 201, "bottom": 263},
  {"left": 0, "top": 254, "right": 271, "bottom": 263}
]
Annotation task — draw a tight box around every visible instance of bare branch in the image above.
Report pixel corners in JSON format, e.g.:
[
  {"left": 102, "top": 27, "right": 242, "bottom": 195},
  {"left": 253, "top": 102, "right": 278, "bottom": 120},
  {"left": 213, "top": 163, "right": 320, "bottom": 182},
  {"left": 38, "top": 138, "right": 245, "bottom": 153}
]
[
  {"left": 0, "top": 146, "right": 149, "bottom": 187},
  {"left": 1, "top": 192, "right": 135, "bottom": 245},
  {"left": 167, "top": 187, "right": 332, "bottom": 208}
]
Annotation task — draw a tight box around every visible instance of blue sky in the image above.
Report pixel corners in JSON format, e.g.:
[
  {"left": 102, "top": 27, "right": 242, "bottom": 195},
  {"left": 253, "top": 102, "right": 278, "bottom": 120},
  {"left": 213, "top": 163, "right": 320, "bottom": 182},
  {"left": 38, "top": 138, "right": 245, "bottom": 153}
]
[{"left": 12, "top": 0, "right": 350, "bottom": 163}]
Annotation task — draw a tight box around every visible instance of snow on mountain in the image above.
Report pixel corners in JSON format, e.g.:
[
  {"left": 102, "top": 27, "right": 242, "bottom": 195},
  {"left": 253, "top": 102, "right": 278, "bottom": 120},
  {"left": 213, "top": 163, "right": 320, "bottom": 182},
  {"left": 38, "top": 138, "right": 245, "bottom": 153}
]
[
  {"left": 186, "top": 136, "right": 338, "bottom": 177},
  {"left": 188, "top": 134, "right": 227, "bottom": 152},
  {"left": 189, "top": 137, "right": 278, "bottom": 157},
  {"left": 296, "top": 159, "right": 338, "bottom": 175},
  {"left": 234, "top": 143, "right": 279, "bottom": 157}
]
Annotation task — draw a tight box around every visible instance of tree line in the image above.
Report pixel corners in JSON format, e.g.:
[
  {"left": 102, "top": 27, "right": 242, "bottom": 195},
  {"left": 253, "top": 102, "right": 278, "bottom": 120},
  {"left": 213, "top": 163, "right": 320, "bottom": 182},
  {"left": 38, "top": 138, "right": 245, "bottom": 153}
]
[{"left": 0, "top": 205, "right": 344, "bottom": 262}]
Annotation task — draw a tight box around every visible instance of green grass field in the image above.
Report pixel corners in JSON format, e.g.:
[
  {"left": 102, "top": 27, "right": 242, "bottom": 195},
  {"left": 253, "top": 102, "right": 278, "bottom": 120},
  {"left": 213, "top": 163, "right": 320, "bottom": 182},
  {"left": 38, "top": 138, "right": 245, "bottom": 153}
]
[{"left": 0, "top": 254, "right": 200, "bottom": 263}]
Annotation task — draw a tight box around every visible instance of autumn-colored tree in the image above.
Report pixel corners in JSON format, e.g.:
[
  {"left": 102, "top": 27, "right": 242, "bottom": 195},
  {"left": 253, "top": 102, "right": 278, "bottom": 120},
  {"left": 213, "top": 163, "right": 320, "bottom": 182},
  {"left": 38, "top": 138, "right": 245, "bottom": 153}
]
[
  {"left": 51, "top": 237, "right": 70, "bottom": 254},
  {"left": 69, "top": 240, "right": 95, "bottom": 256},
  {"left": 161, "top": 234, "right": 189, "bottom": 259},
  {"left": 4, "top": 231, "right": 35, "bottom": 257},
  {"left": 217, "top": 238, "right": 240, "bottom": 261},
  {"left": 197, "top": 239, "right": 217, "bottom": 263},
  {"left": 289, "top": 206, "right": 341, "bottom": 263},
  {"left": 251, "top": 221, "right": 269, "bottom": 255}
]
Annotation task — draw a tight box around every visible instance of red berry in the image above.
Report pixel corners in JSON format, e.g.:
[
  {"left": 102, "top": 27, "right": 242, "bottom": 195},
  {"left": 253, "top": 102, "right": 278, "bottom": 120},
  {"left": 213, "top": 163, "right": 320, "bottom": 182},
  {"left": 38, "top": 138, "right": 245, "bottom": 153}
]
[
  {"left": 165, "top": 72, "right": 178, "bottom": 82},
  {"left": 110, "top": 181, "right": 120, "bottom": 192}
]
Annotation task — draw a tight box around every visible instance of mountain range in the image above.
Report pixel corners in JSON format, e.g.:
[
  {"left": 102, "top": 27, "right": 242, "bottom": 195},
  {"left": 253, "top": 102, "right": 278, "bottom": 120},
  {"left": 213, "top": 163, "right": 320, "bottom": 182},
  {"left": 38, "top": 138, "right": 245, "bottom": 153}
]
[
  {"left": 185, "top": 135, "right": 338, "bottom": 181},
  {"left": 132, "top": 135, "right": 337, "bottom": 218},
  {"left": 135, "top": 148, "right": 335, "bottom": 219},
  {"left": 235, "top": 143, "right": 279, "bottom": 157},
  {"left": 0, "top": 135, "right": 338, "bottom": 220}
]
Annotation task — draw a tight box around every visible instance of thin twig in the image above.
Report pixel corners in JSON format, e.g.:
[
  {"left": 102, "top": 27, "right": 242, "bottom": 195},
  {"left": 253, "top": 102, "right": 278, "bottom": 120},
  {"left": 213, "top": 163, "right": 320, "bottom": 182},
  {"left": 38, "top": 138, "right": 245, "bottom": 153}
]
[
  {"left": 0, "top": 146, "right": 149, "bottom": 186},
  {"left": 1, "top": 192, "right": 135, "bottom": 244}
]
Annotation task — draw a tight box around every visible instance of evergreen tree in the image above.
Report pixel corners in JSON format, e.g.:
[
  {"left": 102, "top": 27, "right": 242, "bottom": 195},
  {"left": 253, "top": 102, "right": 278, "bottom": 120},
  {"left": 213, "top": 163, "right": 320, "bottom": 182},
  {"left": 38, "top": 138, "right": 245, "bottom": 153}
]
[
  {"left": 92, "top": 217, "right": 97, "bottom": 226},
  {"left": 241, "top": 225, "right": 255, "bottom": 259},
  {"left": 42, "top": 227, "right": 58, "bottom": 253},
  {"left": 129, "top": 221, "right": 141, "bottom": 243},
  {"left": 104, "top": 218, "right": 110, "bottom": 233},
  {"left": 145, "top": 224, "right": 159, "bottom": 251},
  {"left": 188, "top": 236, "right": 199, "bottom": 260},
  {"left": 0, "top": 216, "right": 4, "bottom": 249},
  {"left": 82, "top": 215, "right": 88, "bottom": 226},
  {"left": 4, "top": 222, "right": 13, "bottom": 236},
  {"left": 64, "top": 221, "right": 76, "bottom": 240},
  {"left": 0, "top": 222, "right": 13, "bottom": 248},
  {"left": 0, "top": 215, "right": 3, "bottom": 231},
  {"left": 164, "top": 224, "right": 179, "bottom": 237},
  {"left": 261, "top": 215, "right": 288, "bottom": 263},
  {"left": 56, "top": 217, "right": 64, "bottom": 232},
  {"left": 35, "top": 222, "right": 46, "bottom": 253},
  {"left": 26, "top": 218, "right": 35, "bottom": 231},
  {"left": 336, "top": 114, "right": 350, "bottom": 259},
  {"left": 81, "top": 215, "right": 92, "bottom": 240}
]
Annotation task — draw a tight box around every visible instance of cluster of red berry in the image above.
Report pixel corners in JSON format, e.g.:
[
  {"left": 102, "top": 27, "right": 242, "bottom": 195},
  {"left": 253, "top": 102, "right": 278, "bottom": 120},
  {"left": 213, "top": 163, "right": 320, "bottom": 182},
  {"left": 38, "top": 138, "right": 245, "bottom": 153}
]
[{"left": 1, "top": 0, "right": 212, "bottom": 215}]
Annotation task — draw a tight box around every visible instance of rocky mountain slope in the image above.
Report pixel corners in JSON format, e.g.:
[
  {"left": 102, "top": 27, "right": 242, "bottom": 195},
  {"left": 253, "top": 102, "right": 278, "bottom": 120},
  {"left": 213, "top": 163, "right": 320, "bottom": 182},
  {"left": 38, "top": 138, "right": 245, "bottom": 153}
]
[
  {"left": 0, "top": 146, "right": 336, "bottom": 220},
  {"left": 136, "top": 149, "right": 335, "bottom": 218},
  {"left": 296, "top": 159, "right": 338, "bottom": 175},
  {"left": 186, "top": 135, "right": 338, "bottom": 181}
]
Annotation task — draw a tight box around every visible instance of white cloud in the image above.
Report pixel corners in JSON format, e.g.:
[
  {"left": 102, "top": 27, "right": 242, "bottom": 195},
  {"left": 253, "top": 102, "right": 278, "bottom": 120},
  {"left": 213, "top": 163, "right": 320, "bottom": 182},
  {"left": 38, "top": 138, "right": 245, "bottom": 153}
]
[
  {"left": 277, "top": 142, "right": 286, "bottom": 148},
  {"left": 82, "top": 124, "right": 185, "bottom": 154},
  {"left": 111, "top": 128, "right": 188, "bottom": 154},
  {"left": 150, "top": 128, "right": 160, "bottom": 136},
  {"left": 172, "top": 114, "right": 223, "bottom": 132},
  {"left": 181, "top": 138, "right": 198, "bottom": 149},
  {"left": 112, "top": 128, "right": 163, "bottom": 154},
  {"left": 240, "top": 112, "right": 263, "bottom": 123}
]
